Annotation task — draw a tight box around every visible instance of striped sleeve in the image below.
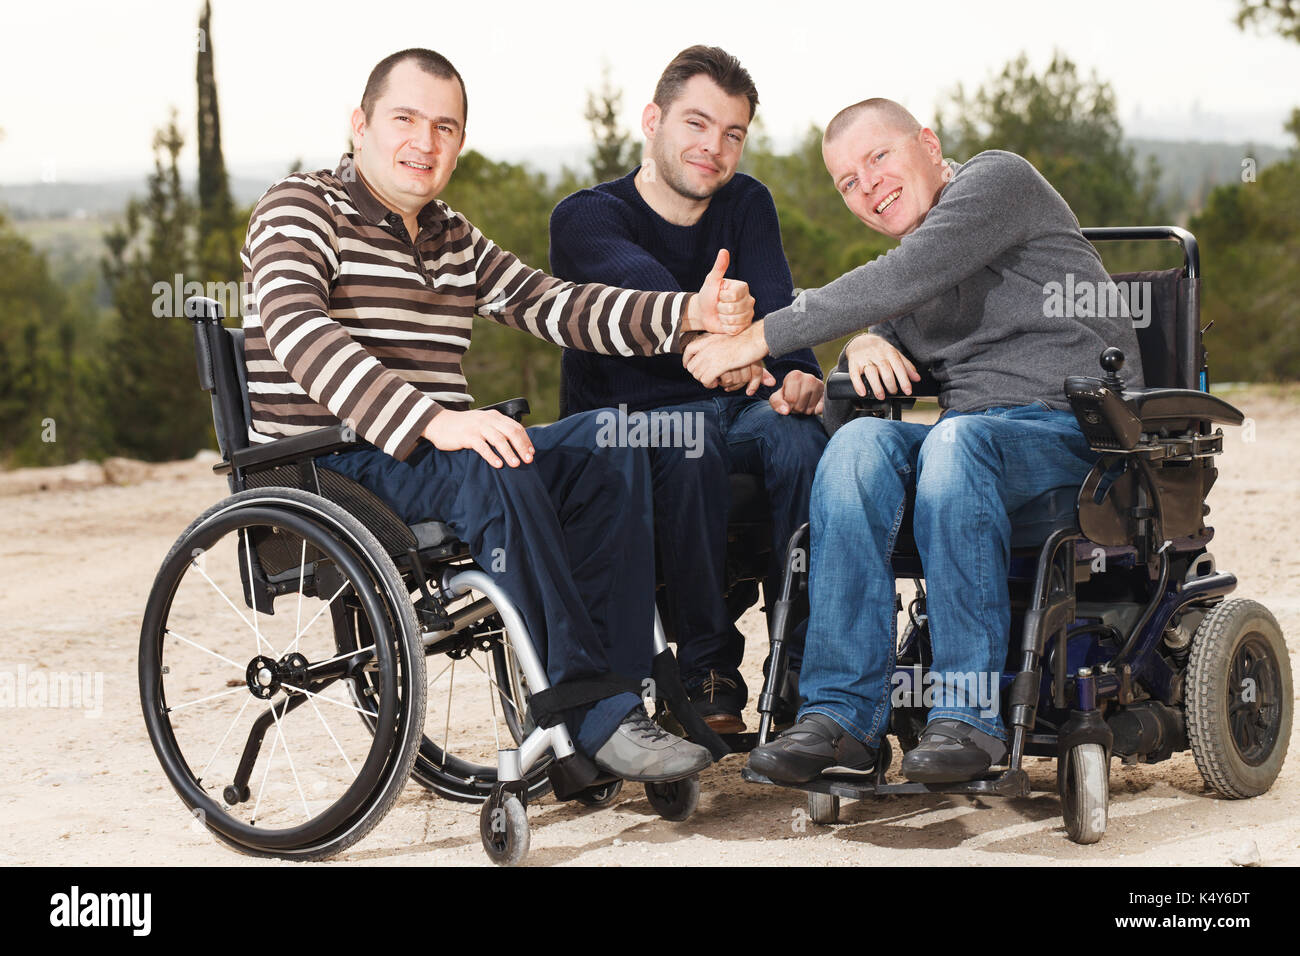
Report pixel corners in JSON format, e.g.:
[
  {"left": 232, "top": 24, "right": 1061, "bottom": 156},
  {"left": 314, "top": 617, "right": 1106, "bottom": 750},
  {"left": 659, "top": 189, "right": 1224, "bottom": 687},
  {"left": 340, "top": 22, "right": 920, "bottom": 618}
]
[
  {"left": 245, "top": 181, "right": 443, "bottom": 460},
  {"left": 466, "top": 225, "right": 689, "bottom": 356}
]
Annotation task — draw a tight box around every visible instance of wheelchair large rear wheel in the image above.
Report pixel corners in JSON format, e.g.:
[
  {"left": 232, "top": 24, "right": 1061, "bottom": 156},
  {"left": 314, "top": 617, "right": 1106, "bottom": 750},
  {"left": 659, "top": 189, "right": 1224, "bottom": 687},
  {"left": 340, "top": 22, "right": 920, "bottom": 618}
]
[
  {"left": 338, "top": 580, "right": 553, "bottom": 804},
  {"left": 140, "top": 489, "right": 426, "bottom": 860},
  {"left": 1186, "top": 599, "right": 1292, "bottom": 798}
]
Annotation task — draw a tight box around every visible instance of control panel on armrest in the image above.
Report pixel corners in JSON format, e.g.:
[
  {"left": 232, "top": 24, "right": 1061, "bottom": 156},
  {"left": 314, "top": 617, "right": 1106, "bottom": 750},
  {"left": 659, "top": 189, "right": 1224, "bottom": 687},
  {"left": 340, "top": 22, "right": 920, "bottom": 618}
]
[{"left": 1065, "top": 347, "right": 1244, "bottom": 453}]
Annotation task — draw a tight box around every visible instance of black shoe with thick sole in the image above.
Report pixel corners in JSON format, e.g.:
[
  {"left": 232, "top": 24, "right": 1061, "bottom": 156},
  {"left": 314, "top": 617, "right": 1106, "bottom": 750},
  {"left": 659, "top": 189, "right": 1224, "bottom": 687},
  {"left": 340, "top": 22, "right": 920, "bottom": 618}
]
[
  {"left": 746, "top": 713, "right": 876, "bottom": 784},
  {"left": 900, "top": 718, "right": 1008, "bottom": 783}
]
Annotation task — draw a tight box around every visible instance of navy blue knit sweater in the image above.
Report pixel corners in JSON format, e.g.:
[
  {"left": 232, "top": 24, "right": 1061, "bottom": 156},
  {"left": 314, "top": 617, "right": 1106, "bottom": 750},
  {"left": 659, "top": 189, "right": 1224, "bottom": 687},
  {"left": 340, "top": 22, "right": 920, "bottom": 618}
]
[{"left": 549, "top": 167, "right": 822, "bottom": 415}]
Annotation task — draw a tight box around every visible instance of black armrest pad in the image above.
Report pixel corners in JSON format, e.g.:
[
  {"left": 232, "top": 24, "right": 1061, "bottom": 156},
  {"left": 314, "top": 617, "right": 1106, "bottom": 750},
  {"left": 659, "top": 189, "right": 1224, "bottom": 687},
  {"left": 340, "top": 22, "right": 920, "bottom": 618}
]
[
  {"left": 223, "top": 425, "right": 358, "bottom": 473},
  {"left": 825, "top": 370, "right": 939, "bottom": 406},
  {"left": 1127, "top": 387, "right": 1243, "bottom": 428},
  {"left": 478, "top": 397, "right": 530, "bottom": 421}
]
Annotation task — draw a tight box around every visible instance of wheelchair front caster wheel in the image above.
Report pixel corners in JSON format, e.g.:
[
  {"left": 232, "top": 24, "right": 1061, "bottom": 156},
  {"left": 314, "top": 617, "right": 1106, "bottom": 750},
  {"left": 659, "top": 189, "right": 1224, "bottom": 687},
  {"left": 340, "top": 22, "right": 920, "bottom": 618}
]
[
  {"left": 1059, "top": 742, "right": 1108, "bottom": 844},
  {"left": 573, "top": 778, "right": 624, "bottom": 808},
  {"left": 808, "top": 790, "right": 839, "bottom": 825},
  {"left": 480, "top": 792, "right": 530, "bottom": 866},
  {"left": 644, "top": 775, "right": 699, "bottom": 822}
]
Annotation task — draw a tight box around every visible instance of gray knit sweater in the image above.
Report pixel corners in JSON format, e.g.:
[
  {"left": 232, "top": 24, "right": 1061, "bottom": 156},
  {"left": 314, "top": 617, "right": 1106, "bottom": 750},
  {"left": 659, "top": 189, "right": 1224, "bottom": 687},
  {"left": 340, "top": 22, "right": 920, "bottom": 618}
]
[{"left": 763, "top": 150, "right": 1144, "bottom": 411}]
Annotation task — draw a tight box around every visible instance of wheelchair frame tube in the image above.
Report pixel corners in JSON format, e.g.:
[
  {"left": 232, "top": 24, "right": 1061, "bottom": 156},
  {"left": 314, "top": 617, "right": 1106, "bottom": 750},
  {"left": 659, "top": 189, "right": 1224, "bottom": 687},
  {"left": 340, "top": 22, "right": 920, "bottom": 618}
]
[{"left": 441, "top": 568, "right": 578, "bottom": 776}]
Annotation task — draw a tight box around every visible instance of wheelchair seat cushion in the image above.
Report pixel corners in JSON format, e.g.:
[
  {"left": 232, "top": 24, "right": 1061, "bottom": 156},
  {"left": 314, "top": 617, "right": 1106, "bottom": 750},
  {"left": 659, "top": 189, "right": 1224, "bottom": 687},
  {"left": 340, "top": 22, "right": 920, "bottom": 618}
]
[{"left": 1008, "top": 486, "right": 1079, "bottom": 549}]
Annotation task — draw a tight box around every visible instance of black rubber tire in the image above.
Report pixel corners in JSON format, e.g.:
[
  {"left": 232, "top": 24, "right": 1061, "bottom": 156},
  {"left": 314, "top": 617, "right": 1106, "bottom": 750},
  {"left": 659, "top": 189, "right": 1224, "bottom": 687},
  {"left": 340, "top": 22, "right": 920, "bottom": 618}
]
[
  {"left": 139, "top": 488, "right": 426, "bottom": 860},
  {"left": 572, "top": 778, "right": 624, "bottom": 808},
  {"left": 644, "top": 774, "right": 700, "bottom": 822},
  {"left": 479, "top": 793, "right": 530, "bottom": 866},
  {"left": 1186, "top": 599, "right": 1293, "bottom": 798},
  {"left": 808, "top": 790, "right": 840, "bottom": 825},
  {"left": 1058, "top": 743, "right": 1108, "bottom": 844}
]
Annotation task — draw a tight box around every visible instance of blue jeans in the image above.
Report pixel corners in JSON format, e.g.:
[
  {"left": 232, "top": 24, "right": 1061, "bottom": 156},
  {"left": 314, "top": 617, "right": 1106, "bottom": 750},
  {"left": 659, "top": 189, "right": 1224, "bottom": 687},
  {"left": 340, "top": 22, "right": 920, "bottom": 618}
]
[
  {"left": 317, "top": 412, "right": 651, "bottom": 756},
  {"left": 648, "top": 396, "right": 827, "bottom": 700},
  {"left": 797, "top": 404, "right": 1098, "bottom": 745}
]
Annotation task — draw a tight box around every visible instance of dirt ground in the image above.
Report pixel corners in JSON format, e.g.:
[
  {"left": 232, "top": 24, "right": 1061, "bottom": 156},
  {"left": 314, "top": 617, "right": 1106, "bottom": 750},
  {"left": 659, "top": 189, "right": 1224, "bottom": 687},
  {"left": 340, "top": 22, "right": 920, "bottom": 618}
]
[{"left": 2, "top": 385, "right": 1298, "bottom": 867}]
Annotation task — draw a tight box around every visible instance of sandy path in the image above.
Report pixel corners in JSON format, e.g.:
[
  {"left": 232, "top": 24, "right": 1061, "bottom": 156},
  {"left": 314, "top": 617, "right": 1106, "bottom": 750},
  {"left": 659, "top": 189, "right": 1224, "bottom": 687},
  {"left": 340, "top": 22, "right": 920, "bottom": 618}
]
[{"left": 2, "top": 387, "right": 1297, "bottom": 867}]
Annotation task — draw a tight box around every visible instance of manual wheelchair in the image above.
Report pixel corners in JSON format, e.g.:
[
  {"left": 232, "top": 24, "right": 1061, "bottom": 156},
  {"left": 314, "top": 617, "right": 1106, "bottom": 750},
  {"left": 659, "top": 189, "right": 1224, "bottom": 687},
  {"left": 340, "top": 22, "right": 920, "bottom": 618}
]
[
  {"left": 138, "top": 297, "right": 731, "bottom": 866},
  {"left": 743, "top": 226, "right": 1293, "bottom": 843}
]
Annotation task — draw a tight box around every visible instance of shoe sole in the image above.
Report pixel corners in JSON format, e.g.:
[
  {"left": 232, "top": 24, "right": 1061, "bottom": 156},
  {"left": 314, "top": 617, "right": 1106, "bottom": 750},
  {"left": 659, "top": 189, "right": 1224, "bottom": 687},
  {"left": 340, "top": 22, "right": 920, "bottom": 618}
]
[
  {"left": 703, "top": 714, "right": 746, "bottom": 734},
  {"left": 593, "top": 754, "right": 712, "bottom": 784},
  {"left": 746, "top": 750, "right": 821, "bottom": 785}
]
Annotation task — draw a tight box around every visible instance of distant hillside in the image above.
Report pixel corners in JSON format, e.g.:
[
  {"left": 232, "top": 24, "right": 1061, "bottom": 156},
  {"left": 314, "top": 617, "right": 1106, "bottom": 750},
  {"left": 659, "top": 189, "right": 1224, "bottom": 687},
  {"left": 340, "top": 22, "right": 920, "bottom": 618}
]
[
  {"left": 3, "top": 137, "right": 1291, "bottom": 231},
  {"left": 1128, "top": 139, "right": 1288, "bottom": 214}
]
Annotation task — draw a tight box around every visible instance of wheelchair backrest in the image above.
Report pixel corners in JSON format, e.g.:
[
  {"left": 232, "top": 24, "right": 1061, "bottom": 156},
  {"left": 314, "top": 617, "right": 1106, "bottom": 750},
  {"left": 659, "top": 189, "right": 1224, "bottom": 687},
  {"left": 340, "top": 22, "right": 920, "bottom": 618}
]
[
  {"left": 185, "top": 296, "right": 252, "bottom": 459},
  {"left": 1081, "top": 227, "right": 1203, "bottom": 391}
]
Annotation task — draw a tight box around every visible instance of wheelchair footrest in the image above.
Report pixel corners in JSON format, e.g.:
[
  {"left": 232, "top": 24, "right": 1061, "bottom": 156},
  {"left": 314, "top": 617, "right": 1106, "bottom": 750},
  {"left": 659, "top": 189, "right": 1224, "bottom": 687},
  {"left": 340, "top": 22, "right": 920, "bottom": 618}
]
[{"left": 742, "top": 766, "right": 1031, "bottom": 800}]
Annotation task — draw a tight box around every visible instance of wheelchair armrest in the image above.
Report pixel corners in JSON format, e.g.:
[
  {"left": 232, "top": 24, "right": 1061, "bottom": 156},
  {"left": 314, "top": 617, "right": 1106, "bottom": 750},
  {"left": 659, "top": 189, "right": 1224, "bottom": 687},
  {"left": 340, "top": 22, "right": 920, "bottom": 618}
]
[
  {"left": 1066, "top": 375, "right": 1243, "bottom": 452},
  {"left": 478, "top": 397, "right": 530, "bottom": 422},
  {"left": 219, "top": 425, "right": 358, "bottom": 475},
  {"left": 825, "top": 369, "right": 940, "bottom": 410}
]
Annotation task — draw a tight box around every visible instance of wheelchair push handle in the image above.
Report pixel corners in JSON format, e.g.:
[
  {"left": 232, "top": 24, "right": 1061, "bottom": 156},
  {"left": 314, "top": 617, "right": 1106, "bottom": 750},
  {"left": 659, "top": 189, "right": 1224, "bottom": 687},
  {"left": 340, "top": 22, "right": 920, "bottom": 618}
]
[{"left": 185, "top": 295, "right": 226, "bottom": 325}]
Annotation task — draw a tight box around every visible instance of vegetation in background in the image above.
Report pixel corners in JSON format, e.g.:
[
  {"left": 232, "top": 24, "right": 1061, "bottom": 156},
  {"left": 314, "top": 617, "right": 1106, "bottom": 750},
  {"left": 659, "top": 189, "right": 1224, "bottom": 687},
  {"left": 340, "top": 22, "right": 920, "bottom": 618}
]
[{"left": 1, "top": 6, "right": 1297, "bottom": 465}]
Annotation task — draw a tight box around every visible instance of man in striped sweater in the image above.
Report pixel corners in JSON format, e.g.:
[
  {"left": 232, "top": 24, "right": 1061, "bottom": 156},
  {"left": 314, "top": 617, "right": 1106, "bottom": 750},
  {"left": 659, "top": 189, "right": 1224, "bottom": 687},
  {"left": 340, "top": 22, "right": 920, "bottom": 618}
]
[{"left": 241, "top": 49, "right": 754, "bottom": 781}]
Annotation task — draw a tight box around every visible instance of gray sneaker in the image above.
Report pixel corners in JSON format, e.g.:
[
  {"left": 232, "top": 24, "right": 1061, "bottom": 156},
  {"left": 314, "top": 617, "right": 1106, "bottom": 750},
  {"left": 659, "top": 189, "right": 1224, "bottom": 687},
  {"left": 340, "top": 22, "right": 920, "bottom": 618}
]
[{"left": 593, "top": 707, "right": 712, "bottom": 782}]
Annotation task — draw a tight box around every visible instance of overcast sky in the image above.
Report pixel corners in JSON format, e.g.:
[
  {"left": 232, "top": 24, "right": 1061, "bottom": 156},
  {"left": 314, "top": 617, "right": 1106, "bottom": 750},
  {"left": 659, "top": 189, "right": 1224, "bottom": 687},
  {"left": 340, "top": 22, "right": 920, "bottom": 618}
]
[{"left": 2, "top": 0, "right": 1297, "bottom": 183}]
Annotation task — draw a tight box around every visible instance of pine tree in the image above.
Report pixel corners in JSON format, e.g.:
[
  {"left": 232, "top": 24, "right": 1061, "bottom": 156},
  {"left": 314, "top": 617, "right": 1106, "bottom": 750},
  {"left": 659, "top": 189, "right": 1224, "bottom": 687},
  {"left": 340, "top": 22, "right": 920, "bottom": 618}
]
[
  {"left": 584, "top": 67, "right": 638, "bottom": 184},
  {"left": 102, "top": 115, "right": 214, "bottom": 460},
  {"left": 196, "top": 0, "right": 242, "bottom": 296}
]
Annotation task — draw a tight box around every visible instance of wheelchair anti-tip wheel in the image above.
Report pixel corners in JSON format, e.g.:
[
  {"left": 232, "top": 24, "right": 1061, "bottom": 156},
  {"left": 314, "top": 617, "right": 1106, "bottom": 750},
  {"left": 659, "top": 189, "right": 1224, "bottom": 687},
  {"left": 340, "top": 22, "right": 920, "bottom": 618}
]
[
  {"left": 1186, "top": 599, "right": 1293, "bottom": 799},
  {"left": 808, "top": 790, "right": 840, "bottom": 825},
  {"left": 644, "top": 774, "right": 700, "bottom": 822},
  {"left": 1058, "top": 743, "right": 1109, "bottom": 845},
  {"left": 479, "top": 790, "right": 530, "bottom": 866},
  {"left": 139, "top": 488, "right": 426, "bottom": 860}
]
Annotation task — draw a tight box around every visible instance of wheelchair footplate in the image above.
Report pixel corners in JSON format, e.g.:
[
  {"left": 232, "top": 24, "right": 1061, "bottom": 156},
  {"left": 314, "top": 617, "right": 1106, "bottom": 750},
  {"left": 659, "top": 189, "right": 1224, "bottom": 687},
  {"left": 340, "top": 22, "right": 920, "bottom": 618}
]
[{"left": 740, "top": 738, "right": 1032, "bottom": 801}]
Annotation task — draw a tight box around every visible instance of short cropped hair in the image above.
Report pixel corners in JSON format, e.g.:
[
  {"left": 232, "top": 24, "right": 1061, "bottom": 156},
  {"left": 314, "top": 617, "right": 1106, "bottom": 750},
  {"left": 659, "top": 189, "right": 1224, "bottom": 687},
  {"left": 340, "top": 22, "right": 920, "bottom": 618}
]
[
  {"left": 653, "top": 45, "right": 759, "bottom": 121},
  {"left": 824, "top": 98, "right": 922, "bottom": 145},
  {"left": 361, "top": 48, "right": 468, "bottom": 125}
]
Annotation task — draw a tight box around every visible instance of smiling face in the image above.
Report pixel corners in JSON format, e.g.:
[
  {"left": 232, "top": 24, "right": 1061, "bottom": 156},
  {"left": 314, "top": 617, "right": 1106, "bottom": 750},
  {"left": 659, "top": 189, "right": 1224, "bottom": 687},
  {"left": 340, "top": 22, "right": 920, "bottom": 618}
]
[
  {"left": 644, "top": 74, "right": 751, "bottom": 201},
  {"left": 350, "top": 59, "right": 466, "bottom": 218},
  {"left": 823, "top": 111, "right": 948, "bottom": 239}
]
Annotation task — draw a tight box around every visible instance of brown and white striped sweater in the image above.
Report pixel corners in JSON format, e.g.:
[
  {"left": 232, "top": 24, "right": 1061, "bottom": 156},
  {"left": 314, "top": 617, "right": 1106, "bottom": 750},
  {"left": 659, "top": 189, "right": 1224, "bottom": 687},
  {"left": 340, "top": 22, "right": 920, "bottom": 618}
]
[{"left": 241, "top": 155, "right": 691, "bottom": 460}]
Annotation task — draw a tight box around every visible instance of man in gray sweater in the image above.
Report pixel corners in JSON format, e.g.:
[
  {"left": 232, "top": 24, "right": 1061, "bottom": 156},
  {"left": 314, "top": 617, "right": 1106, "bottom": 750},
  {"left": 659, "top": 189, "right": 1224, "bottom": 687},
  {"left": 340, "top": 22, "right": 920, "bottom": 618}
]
[{"left": 684, "top": 98, "right": 1142, "bottom": 783}]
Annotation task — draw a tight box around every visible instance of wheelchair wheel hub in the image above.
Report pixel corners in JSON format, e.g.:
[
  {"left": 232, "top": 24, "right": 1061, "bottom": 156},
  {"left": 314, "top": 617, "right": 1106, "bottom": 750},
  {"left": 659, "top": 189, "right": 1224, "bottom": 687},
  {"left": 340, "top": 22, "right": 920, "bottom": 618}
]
[{"left": 244, "top": 653, "right": 310, "bottom": 699}]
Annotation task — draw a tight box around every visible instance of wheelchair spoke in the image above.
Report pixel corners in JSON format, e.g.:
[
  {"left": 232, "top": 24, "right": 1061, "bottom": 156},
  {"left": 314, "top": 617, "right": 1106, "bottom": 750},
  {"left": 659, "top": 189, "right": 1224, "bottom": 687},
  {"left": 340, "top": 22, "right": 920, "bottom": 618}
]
[
  {"left": 280, "top": 682, "right": 378, "bottom": 719},
  {"left": 308, "top": 695, "right": 356, "bottom": 776},
  {"left": 441, "top": 660, "right": 456, "bottom": 768},
  {"left": 467, "top": 649, "right": 502, "bottom": 752},
  {"left": 464, "top": 649, "right": 522, "bottom": 720},
  {"left": 164, "top": 628, "right": 245, "bottom": 673},
  {"left": 270, "top": 703, "right": 311, "bottom": 822},
  {"left": 292, "top": 579, "right": 351, "bottom": 650},
  {"left": 249, "top": 718, "right": 283, "bottom": 826},
  {"left": 242, "top": 530, "right": 277, "bottom": 660},
  {"left": 290, "top": 538, "right": 307, "bottom": 656},
  {"left": 191, "top": 555, "right": 278, "bottom": 661},
  {"left": 165, "top": 685, "right": 248, "bottom": 714},
  {"left": 196, "top": 694, "right": 253, "bottom": 785},
  {"left": 307, "top": 643, "right": 376, "bottom": 673}
]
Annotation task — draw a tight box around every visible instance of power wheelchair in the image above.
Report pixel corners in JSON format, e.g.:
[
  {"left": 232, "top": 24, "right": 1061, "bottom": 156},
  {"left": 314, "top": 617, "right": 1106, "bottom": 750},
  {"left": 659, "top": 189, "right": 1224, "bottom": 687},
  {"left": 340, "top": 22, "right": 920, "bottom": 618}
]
[
  {"left": 743, "top": 226, "right": 1293, "bottom": 843},
  {"left": 138, "top": 298, "right": 733, "bottom": 866}
]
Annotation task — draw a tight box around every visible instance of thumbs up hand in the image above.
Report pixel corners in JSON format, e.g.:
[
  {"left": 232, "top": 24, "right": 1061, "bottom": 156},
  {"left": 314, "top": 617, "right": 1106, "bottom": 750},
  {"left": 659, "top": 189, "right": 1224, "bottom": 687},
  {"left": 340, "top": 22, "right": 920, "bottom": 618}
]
[{"left": 684, "top": 249, "right": 754, "bottom": 335}]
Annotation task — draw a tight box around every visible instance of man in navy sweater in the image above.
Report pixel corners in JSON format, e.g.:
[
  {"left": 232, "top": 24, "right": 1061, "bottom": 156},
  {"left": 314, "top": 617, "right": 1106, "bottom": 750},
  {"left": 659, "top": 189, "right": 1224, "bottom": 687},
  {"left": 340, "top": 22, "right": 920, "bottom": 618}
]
[{"left": 549, "top": 46, "right": 827, "bottom": 733}]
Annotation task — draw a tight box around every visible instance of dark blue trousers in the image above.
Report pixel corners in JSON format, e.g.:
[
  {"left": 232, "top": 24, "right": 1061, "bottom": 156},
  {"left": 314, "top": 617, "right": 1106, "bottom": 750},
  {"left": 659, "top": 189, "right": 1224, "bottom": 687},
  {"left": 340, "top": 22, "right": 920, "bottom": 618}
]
[
  {"left": 648, "top": 397, "right": 827, "bottom": 703},
  {"left": 317, "top": 411, "right": 652, "bottom": 755}
]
